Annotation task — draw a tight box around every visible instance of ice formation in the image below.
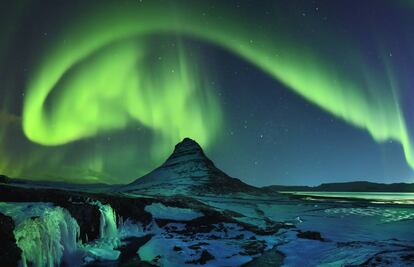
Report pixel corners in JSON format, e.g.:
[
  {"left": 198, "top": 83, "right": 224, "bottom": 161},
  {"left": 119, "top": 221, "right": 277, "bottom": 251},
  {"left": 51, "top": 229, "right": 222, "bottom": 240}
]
[{"left": 0, "top": 201, "right": 124, "bottom": 266}]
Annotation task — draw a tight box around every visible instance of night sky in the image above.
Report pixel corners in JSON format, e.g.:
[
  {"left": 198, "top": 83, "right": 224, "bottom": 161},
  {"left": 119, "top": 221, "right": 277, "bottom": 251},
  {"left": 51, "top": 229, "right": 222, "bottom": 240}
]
[{"left": 1, "top": 0, "right": 414, "bottom": 186}]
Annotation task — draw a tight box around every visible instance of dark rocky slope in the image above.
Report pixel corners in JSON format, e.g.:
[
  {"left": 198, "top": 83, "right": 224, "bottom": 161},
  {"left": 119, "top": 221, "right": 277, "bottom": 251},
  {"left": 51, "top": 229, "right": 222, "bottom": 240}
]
[{"left": 0, "top": 213, "right": 21, "bottom": 267}]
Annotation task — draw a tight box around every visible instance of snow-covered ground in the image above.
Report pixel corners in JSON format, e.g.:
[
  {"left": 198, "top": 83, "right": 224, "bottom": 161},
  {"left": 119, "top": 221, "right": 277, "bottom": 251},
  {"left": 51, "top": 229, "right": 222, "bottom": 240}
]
[
  {"left": 1, "top": 192, "right": 413, "bottom": 266},
  {"left": 138, "top": 222, "right": 280, "bottom": 266},
  {"left": 196, "top": 194, "right": 414, "bottom": 266},
  {"left": 145, "top": 203, "right": 204, "bottom": 221}
]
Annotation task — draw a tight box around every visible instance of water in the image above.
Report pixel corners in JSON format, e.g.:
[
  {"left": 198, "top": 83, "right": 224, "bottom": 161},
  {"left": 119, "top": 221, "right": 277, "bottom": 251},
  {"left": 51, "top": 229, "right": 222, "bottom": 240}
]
[
  {"left": 269, "top": 193, "right": 414, "bottom": 266},
  {"left": 285, "top": 191, "right": 414, "bottom": 203}
]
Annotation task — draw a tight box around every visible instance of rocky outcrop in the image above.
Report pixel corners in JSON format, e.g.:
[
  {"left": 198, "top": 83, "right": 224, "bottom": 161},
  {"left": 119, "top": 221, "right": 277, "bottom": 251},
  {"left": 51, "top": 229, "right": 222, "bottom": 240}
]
[
  {"left": 297, "top": 231, "right": 325, "bottom": 241},
  {"left": 62, "top": 202, "right": 101, "bottom": 242},
  {"left": 0, "top": 213, "right": 21, "bottom": 267}
]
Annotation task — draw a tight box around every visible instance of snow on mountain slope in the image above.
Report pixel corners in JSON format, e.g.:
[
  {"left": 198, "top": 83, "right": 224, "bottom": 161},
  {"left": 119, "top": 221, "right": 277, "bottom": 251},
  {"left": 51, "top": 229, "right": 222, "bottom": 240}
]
[{"left": 120, "top": 138, "right": 260, "bottom": 196}]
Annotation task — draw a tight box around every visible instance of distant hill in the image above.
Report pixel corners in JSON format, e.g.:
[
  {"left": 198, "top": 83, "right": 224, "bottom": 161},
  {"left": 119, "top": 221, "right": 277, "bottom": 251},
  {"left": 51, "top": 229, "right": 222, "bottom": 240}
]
[
  {"left": 263, "top": 181, "right": 414, "bottom": 192},
  {"left": 0, "top": 174, "right": 114, "bottom": 193}
]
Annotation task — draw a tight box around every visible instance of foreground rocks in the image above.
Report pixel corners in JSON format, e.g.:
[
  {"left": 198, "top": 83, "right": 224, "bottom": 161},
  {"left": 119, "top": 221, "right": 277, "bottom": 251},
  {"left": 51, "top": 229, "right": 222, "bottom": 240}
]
[
  {"left": 0, "top": 183, "right": 288, "bottom": 266},
  {"left": 0, "top": 213, "right": 21, "bottom": 267}
]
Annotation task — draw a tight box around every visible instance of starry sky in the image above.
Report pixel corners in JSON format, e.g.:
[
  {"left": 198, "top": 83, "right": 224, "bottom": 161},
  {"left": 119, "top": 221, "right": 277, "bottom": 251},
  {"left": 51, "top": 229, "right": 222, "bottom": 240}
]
[{"left": 1, "top": 0, "right": 414, "bottom": 186}]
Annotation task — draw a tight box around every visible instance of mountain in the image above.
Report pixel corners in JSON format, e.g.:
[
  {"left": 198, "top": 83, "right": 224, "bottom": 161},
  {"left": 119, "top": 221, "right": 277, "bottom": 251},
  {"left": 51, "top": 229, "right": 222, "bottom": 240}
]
[
  {"left": 263, "top": 181, "right": 414, "bottom": 192},
  {"left": 120, "top": 138, "right": 261, "bottom": 195}
]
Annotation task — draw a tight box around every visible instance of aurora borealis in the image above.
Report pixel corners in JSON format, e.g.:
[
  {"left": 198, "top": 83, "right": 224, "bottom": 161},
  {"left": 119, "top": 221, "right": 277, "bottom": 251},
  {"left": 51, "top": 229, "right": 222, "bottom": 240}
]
[{"left": 1, "top": 0, "right": 414, "bottom": 185}]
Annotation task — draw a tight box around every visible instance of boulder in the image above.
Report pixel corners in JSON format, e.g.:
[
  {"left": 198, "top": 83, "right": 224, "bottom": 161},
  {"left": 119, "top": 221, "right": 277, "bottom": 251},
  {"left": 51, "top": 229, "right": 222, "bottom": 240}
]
[{"left": 297, "top": 230, "right": 325, "bottom": 241}]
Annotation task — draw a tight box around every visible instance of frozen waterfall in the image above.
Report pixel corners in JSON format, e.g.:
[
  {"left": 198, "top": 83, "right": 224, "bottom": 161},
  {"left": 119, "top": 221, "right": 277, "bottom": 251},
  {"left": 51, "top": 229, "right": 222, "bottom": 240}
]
[
  {"left": 82, "top": 201, "right": 121, "bottom": 262},
  {"left": 0, "top": 203, "right": 80, "bottom": 267},
  {"left": 0, "top": 200, "right": 124, "bottom": 266}
]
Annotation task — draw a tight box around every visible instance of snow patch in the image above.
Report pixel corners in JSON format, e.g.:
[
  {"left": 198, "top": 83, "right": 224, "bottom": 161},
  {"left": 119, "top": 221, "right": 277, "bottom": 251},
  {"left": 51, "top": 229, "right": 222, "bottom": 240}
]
[{"left": 145, "top": 203, "right": 203, "bottom": 221}]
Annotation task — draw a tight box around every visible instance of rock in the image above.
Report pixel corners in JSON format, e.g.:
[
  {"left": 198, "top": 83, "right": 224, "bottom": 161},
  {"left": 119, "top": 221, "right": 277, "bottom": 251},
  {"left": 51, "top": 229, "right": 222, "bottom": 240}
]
[
  {"left": 402, "top": 254, "right": 414, "bottom": 262},
  {"left": 297, "top": 231, "right": 325, "bottom": 241},
  {"left": 242, "top": 247, "right": 285, "bottom": 267},
  {"left": 186, "top": 250, "right": 215, "bottom": 265},
  {"left": 173, "top": 246, "right": 183, "bottom": 251},
  {"left": 60, "top": 202, "right": 101, "bottom": 243},
  {"left": 117, "top": 235, "right": 153, "bottom": 266},
  {"left": 242, "top": 240, "right": 267, "bottom": 256},
  {"left": 0, "top": 175, "right": 9, "bottom": 184},
  {"left": 153, "top": 255, "right": 161, "bottom": 263},
  {"left": 0, "top": 213, "right": 22, "bottom": 267},
  {"left": 199, "top": 250, "right": 215, "bottom": 264},
  {"left": 188, "top": 242, "right": 209, "bottom": 251},
  {"left": 233, "top": 234, "right": 244, "bottom": 240}
]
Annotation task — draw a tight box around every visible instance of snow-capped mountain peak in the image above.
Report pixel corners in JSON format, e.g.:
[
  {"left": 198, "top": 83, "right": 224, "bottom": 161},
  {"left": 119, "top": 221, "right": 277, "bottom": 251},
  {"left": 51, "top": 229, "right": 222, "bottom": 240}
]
[{"left": 122, "top": 138, "right": 259, "bottom": 196}]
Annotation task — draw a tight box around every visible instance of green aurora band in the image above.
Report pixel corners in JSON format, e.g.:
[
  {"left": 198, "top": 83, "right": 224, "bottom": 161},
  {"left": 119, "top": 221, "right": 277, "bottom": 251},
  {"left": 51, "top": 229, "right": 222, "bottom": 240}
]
[
  {"left": 24, "top": 37, "right": 222, "bottom": 161},
  {"left": 12, "top": 1, "right": 413, "bottom": 182}
]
